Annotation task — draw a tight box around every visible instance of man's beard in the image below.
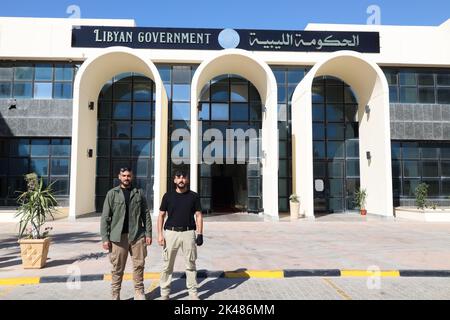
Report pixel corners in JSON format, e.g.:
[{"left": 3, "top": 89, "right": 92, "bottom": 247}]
[{"left": 177, "top": 182, "right": 186, "bottom": 189}]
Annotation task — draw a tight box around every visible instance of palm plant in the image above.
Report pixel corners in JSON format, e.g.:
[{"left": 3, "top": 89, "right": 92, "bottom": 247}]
[
  {"left": 354, "top": 188, "right": 368, "bottom": 210},
  {"left": 15, "top": 173, "right": 58, "bottom": 239}
]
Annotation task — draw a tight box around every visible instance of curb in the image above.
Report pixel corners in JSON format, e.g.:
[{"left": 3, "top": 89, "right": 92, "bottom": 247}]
[{"left": 2, "top": 269, "right": 450, "bottom": 286}]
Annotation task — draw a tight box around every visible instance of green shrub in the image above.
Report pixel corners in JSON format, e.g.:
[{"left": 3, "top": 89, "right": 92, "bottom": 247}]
[{"left": 415, "top": 183, "right": 429, "bottom": 210}]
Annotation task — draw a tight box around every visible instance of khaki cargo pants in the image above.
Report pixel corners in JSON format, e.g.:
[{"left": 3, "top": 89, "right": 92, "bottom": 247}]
[
  {"left": 110, "top": 234, "right": 147, "bottom": 296},
  {"left": 160, "top": 230, "right": 197, "bottom": 297}
]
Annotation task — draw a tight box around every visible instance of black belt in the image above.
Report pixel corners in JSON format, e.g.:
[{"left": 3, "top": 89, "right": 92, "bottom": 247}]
[{"left": 165, "top": 226, "right": 195, "bottom": 232}]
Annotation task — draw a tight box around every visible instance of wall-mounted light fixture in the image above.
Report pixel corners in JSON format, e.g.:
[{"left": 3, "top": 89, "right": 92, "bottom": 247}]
[
  {"left": 87, "top": 149, "right": 93, "bottom": 158},
  {"left": 8, "top": 98, "right": 17, "bottom": 110},
  {"left": 365, "top": 104, "right": 371, "bottom": 114},
  {"left": 366, "top": 151, "right": 372, "bottom": 160},
  {"left": 88, "top": 101, "right": 95, "bottom": 111}
]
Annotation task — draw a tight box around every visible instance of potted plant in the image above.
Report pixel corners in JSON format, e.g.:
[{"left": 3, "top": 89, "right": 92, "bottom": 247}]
[
  {"left": 289, "top": 194, "right": 300, "bottom": 220},
  {"left": 15, "top": 173, "right": 58, "bottom": 269},
  {"left": 354, "top": 188, "right": 368, "bottom": 216}
]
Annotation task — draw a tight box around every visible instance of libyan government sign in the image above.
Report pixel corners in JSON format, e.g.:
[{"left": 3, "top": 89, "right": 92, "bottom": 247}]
[{"left": 72, "top": 26, "right": 380, "bottom": 53}]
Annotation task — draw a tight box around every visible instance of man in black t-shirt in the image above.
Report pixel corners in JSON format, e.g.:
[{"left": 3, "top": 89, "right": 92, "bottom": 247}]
[{"left": 158, "top": 170, "right": 203, "bottom": 300}]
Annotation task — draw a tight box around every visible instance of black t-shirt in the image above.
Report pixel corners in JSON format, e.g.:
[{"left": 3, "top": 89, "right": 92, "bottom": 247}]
[
  {"left": 121, "top": 187, "right": 131, "bottom": 234},
  {"left": 159, "top": 190, "right": 202, "bottom": 229}
]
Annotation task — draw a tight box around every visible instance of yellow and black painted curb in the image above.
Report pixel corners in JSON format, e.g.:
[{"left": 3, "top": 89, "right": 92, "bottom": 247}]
[{"left": 2, "top": 269, "right": 450, "bottom": 286}]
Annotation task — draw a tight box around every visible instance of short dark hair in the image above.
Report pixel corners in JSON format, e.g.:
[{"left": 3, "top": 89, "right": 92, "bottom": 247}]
[
  {"left": 173, "top": 169, "right": 188, "bottom": 178},
  {"left": 119, "top": 167, "right": 133, "bottom": 174}
]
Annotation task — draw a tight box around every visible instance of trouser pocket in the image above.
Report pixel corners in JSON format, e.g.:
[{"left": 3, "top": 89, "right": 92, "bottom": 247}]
[{"left": 162, "top": 246, "right": 169, "bottom": 261}]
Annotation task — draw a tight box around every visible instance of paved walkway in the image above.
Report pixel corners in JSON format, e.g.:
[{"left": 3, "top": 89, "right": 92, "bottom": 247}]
[{"left": 2, "top": 213, "right": 450, "bottom": 281}]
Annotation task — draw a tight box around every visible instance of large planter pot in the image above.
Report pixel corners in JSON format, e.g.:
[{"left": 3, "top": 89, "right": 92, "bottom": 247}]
[
  {"left": 18, "top": 237, "right": 51, "bottom": 269},
  {"left": 290, "top": 201, "right": 300, "bottom": 221}
]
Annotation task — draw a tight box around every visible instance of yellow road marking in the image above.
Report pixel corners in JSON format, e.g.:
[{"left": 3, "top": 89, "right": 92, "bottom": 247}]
[
  {"left": 341, "top": 270, "right": 400, "bottom": 278},
  {"left": 322, "top": 278, "right": 352, "bottom": 300},
  {"left": 224, "top": 270, "right": 284, "bottom": 279},
  {"left": 104, "top": 273, "right": 160, "bottom": 281},
  {"left": 0, "top": 277, "right": 40, "bottom": 286}
]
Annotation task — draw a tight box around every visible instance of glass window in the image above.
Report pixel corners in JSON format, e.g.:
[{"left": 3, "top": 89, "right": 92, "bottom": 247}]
[
  {"left": 172, "top": 66, "right": 191, "bottom": 84},
  {"left": 53, "top": 82, "right": 72, "bottom": 99},
  {"left": 442, "top": 161, "right": 450, "bottom": 177},
  {"left": 314, "top": 162, "right": 326, "bottom": 177},
  {"left": 133, "top": 82, "right": 152, "bottom": 101},
  {"left": 132, "top": 140, "right": 151, "bottom": 157},
  {"left": 312, "top": 104, "right": 325, "bottom": 122},
  {"left": 403, "top": 161, "right": 421, "bottom": 177},
  {"left": 133, "top": 102, "right": 151, "bottom": 120},
  {"left": 97, "top": 139, "right": 111, "bottom": 157},
  {"left": 437, "top": 88, "right": 450, "bottom": 104},
  {"left": 392, "top": 160, "right": 402, "bottom": 177},
  {"left": 402, "top": 143, "right": 420, "bottom": 159},
  {"left": 417, "top": 74, "right": 434, "bottom": 86},
  {"left": 422, "top": 180, "right": 439, "bottom": 197},
  {"left": 0, "top": 82, "right": 11, "bottom": 98},
  {"left": 111, "top": 140, "right": 130, "bottom": 156},
  {"left": 399, "top": 72, "right": 417, "bottom": 86},
  {"left": 391, "top": 142, "right": 401, "bottom": 160},
  {"left": 211, "top": 84, "right": 228, "bottom": 101},
  {"left": 389, "top": 86, "right": 399, "bottom": 103},
  {"left": 51, "top": 139, "right": 70, "bottom": 157},
  {"left": 132, "top": 122, "right": 151, "bottom": 138},
  {"left": 211, "top": 103, "right": 229, "bottom": 121},
  {"left": 326, "top": 104, "right": 344, "bottom": 122},
  {"left": 250, "top": 102, "right": 262, "bottom": 121},
  {"left": 31, "top": 139, "right": 50, "bottom": 156},
  {"left": 172, "top": 102, "right": 190, "bottom": 120},
  {"left": 384, "top": 71, "right": 398, "bottom": 85},
  {"left": 172, "top": 84, "right": 190, "bottom": 101},
  {"left": 327, "top": 141, "right": 345, "bottom": 159},
  {"left": 112, "top": 102, "right": 132, "bottom": 119},
  {"left": 278, "top": 104, "right": 287, "bottom": 122},
  {"left": 158, "top": 66, "right": 171, "bottom": 83},
  {"left": 312, "top": 85, "right": 325, "bottom": 103},
  {"left": 418, "top": 87, "right": 435, "bottom": 104},
  {"left": 0, "top": 65, "right": 13, "bottom": 80},
  {"left": 9, "top": 158, "right": 29, "bottom": 175},
  {"left": 230, "top": 84, "right": 248, "bottom": 102},
  {"left": 327, "top": 123, "right": 345, "bottom": 140},
  {"left": 277, "top": 85, "right": 286, "bottom": 103},
  {"left": 249, "top": 85, "right": 261, "bottom": 102},
  {"left": 34, "top": 82, "right": 53, "bottom": 99},
  {"left": 199, "top": 103, "right": 210, "bottom": 120},
  {"left": 133, "top": 159, "right": 149, "bottom": 176},
  {"left": 403, "top": 179, "right": 420, "bottom": 197},
  {"left": 346, "top": 160, "right": 360, "bottom": 177},
  {"left": 421, "top": 146, "right": 438, "bottom": 159},
  {"left": 326, "top": 86, "right": 344, "bottom": 103},
  {"left": 54, "top": 64, "right": 73, "bottom": 81},
  {"left": 328, "top": 161, "right": 344, "bottom": 178},
  {"left": 400, "top": 87, "right": 417, "bottom": 103},
  {"left": 313, "top": 142, "right": 325, "bottom": 159},
  {"left": 231, "top": 103, "right": 249, "bottom": 121},
  {"left": 14, "top": 65, "right": 33, "bottom": 80},
  {"left": 279, "top": 141, "right": 288, "bottom": 158},
  {"left": 437, "top": 74, "right": 450, "bottom": 86},
  {"left": 14, "top": 82, "right": 33, "bottom": 98},
  {"left": 344, "top": 87, "right": 357, "bottom": 104},
  {"left": 30, "top": 158, "right": 48, "bottom": 176},
  {"left": 51, "top": 159, "right": 69, "bottom": 175},
  {"left": 313, "top": 123, "right": 325, "bottom": 140},
  {"left": 113, "top": 82, "right": 133, "bottom": 100},
  {"left": 112, "top": 122, "right": 131, "bottom": 138},
  {"left": 273, "top": 69, "right": 286, "bottom": 84},
  {"left": 34, "top": 64, "right": 53, "bottom": 81},
  {"left": 329, "top": 179, "right": 343, "bottom": 197},
  {"left": 288, "top": 69, "right": 304, "bottom": 84},
  {"left": 422, "top": 161, "right": 439, "bottom": 177},
  {"left": 346, "top": 140, "right": 359, "bottom": 158},
  {"left": 50, "top": 178, "right": 69, "bottom": 195}
]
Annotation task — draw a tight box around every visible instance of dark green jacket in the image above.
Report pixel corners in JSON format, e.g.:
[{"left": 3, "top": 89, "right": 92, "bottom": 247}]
[{"left": 100, "top": 186, "right": 152, "bottom": 242}]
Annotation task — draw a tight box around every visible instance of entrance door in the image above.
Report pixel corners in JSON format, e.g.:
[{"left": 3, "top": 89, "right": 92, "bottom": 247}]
[{"left": 211, "top": 164, "right": 247, "bottom": 212}]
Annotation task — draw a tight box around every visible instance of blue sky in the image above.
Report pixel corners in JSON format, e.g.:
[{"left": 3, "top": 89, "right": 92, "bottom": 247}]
[{"left": 1, "top": 0, "right": 449, "bottom": 29}]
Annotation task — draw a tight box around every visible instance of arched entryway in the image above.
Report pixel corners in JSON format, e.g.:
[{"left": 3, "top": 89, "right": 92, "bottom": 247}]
[
  {"left": 312, "top": 76, "right": 360, "bottom": 214},
  {"left": 190, "top": 49, "right": 279, "bottom": 218},
  {"left": 197, "top": 74, "right": 263, "bottom": 213},
  {"left": 292, "top": 51, "right": 393, "bottom": 218},
  {"left": 69, "top": 47, "right": 168, "bottom": 218},
  {"left": 95, "top": 73, "right": 156, "bottom": 212}
]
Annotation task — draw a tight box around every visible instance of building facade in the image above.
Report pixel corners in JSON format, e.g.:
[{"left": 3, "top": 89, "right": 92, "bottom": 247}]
[{"left": 0, "top": 17, "right": 449, "bottom": 220}]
